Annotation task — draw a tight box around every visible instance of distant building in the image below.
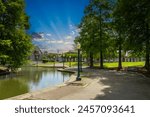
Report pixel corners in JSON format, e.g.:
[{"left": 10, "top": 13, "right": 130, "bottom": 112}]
[{"left": 30, "top": 46, "right": 43, "bottom": 61}]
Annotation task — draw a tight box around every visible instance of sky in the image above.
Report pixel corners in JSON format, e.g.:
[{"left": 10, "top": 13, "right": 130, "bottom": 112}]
[{"left": 25, "top": 0, "right": 89, "bottom": 53}]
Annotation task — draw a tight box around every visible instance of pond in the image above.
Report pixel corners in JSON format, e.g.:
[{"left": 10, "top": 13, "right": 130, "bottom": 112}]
[{"left": 0, "top": 67, "right": 72, "bottom": 99}]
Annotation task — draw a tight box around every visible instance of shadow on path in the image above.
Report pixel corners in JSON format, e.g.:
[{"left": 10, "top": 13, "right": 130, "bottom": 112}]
[{"left": 93, "top": 70, "right": 150, "bottom": 100}]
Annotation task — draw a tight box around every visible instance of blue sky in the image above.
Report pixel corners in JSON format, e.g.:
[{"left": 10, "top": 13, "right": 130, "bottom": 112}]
[{"left": 25, "top": 0, "right": 89, "bottom": 52}]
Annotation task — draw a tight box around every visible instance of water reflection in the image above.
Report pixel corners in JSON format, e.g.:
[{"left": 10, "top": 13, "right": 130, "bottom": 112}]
[
  {"left": 0, "top": 79, "right": 29, "bottom": 99},
  {"left": 0, "top": 67, "right": 72, "bottom": 99}
]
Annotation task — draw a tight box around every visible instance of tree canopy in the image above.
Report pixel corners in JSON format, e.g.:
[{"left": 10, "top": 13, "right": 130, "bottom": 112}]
[
  {"left": 75, "top": 0, "right": 113, "bottom": 68},
  {"left": 75, "top": 0, "right": 150, "bottom": 70},
  {"left": 0, "top": 0, "right": 32, "bottom": 68},
  {"left": 114, "top": 0, "right": 150, "bottom": 69}
]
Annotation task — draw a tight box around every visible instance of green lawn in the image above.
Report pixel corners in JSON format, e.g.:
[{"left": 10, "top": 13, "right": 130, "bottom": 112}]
[
  {"left": 103, "top": 62, "right": 145, "bottom": 68},
  {"left": 66, "top": 62, "right": 145, "bottom": 68},
  {"left": 32, "top": 61, "right": 145, "bottom": 68},
  {"left": 65, "top": 62, "right": 88, "bottom": 66}
]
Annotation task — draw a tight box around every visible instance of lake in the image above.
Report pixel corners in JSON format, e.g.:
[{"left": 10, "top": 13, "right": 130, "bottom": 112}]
[{"left": 0, "top": 67, "right": 72, "bottom": 99}]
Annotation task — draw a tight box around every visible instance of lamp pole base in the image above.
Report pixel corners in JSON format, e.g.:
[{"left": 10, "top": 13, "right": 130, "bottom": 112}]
[{"left": 76, "top": 77, "right": 81, "bottom": 81}]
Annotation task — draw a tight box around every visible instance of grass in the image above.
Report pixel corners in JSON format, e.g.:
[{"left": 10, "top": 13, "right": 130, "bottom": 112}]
[
  {"left": 64, "top": 62, "right": 77, "bottom": 66},
  {"left": 31, "top": 61, "right": 145, "bottom": 68},
  {"left": 103, "top": 62, "right": 145, "bottom": 68},
  {"left": 40, "top": 62, "right": 83, "bottom": 67}
]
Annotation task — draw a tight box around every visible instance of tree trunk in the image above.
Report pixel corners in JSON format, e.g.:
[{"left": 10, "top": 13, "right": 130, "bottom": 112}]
[
  {"left": 99, "top": 8, "right": 103, "bottom": 69},
  {"left": 144, "top": 23, "right": 150, "bottom": 71},
  {"left": 118, "top": 43, "right": 122, "bottom": 70},
  {"left": 144, "top": 40, "right": 150, "bottom": 71},
  {"left": 100, "top": 50, "right": 103, "bottom": 69},
  {"left": 89, "top": 52, "right": 93, "bottom": 68}
]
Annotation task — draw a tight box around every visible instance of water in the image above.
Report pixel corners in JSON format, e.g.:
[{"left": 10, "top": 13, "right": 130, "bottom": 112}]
[{"left": 0, "top": 67, "right": 72, "bottom": 99}]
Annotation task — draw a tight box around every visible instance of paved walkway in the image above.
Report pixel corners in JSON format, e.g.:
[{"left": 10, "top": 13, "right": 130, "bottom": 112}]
[{"left": 7, "top": 68, "right": 150, "bottom": 100}]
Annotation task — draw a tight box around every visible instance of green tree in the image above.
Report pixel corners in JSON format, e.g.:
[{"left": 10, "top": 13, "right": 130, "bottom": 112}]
[
  {"left": 0, "top": 0, "right": 32, "bottom": 69},
  {"left": 113, "top": 0, "right": 126, "bottom": 70},
  {"left": 114, "top": 0, "right": 150, "bottom": 70},
  {"left": 75, "top": 15, "right": 100, "bottom": 67},
  {"left": 75, "top": 0, "right": 113, "bottom": 68}
]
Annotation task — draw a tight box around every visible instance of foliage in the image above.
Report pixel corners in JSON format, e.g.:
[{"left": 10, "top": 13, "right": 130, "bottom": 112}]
[
  {"left": 74, "top": 0, "right": 113, "bottom": 68},
  {"left": 114, "top": 0, "right": 150, "bottom": 70},
  {"left": 0, "top": 0, "right": 33, "bottom": 68}
]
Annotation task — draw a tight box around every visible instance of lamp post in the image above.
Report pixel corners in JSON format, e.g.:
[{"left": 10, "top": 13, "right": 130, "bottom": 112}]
[
  {"left": 62, "top": 54, "right": 65, "bottom": 69},
  {"left": 80, "top": 51, "right": 82, "bottom": 72},
  {"left": 69, "top": 56, "right": 71, "bottom": 67},
  {"left": 76, "top": 42, "right": 81, "bottom": 81}
]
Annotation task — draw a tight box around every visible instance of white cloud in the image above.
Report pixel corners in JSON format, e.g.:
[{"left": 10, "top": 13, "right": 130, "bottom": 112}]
[
  {"left": 47, "top": 40, "right": 64, "bottom": 44},
  {"left": 66, "top": 35, "right": 73, "bottom": 40},
  {"left": 64, "top": 42, "right": 72, "bottom": 45},
  {"left": 72, "top": 31, "right": 75, "bottom": 35},
  {"left": 39, "top": 33, "right": 44, "bottom": 38},
  {"left": 32, "top": 19, "right": 77, "bottom": 52},
  {"left": 46, "top": 33, "right": 52, "bottom": 37},
  {"left": 48, "top": 40, "right": 57, "bottom": 43},
  {"left": 57, "top": 40, "right": 64, "bottom": 43},
  {"left": 32, "top": 38, "right": 44, "bottom": 42}
]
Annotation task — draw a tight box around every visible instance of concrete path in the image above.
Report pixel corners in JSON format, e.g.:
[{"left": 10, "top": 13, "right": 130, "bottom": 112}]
[
  {"left": 61, "top": 69, "right": 150, "bottom": 100},
  {"left": 7, "top": 68, "right": 150, "bottom": 100}
]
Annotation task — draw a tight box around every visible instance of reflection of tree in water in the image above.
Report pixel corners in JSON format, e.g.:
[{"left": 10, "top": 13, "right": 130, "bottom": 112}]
[
  {"left": 61, "top": 72, "right": 72, "bottom": 82},
  {"left": 0, "top": 67, "right": 72, "bottom": 99},
  {"left": 20, "top": 67, "right": 60, "bottom": 86},
  {"left": 0, "top": 79, "right": 29, "bottom": 99},
  {"left": 20, "top": 67, "right": 44, "bottom": 85}
]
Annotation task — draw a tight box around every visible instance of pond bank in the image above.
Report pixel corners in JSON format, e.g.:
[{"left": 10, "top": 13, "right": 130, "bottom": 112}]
[
  {"left": 0, "top": 66, "right": 72, "bottom": 99},
  {"left": 6, "top": 74, "right": 78, "bottom": 100},
  {"left": 0, "top": 69, "right": 10, "bottom": 76},
  {"left": 6, "top": 68, "right": 150, "bottom": 100}
]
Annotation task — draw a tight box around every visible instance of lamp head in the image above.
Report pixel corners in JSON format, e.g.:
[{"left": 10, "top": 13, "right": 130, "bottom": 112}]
[{"left": 77, "top": 42, "right": 81, "bottom": 50}]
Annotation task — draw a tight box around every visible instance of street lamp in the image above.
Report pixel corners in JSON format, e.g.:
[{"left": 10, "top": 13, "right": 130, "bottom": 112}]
[
  {"left": 62, "top": 54, "right": 65, "bottom": 69},
  {"left": 69, "top": 56, "right": 71, "bottom": 67},
  {"left": 76, "top": 42, "right": 81, "bottom": 81},
  {"left": 80, "top": 51, "right": 82, "bottom": 72}
]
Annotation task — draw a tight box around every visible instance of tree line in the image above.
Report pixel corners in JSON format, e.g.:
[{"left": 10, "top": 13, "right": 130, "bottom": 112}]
[
  {"left": 75, "top": 0, "right": 150, "bottom": 70},
  {"left": 0, "top": 0, "right": 32, "bottom": 69}
]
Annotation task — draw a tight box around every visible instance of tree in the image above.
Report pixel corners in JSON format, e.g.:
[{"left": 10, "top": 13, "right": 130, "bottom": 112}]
[
  {"left": 0, "top": 0, "right": 32, "bottom": 69},
  {"left": 113, "top": 0, "right": 126, "bottom": 70},
  {"left": 114, "top": 0, "right": 150, "bottom": 70},
  {"left": 76, "top": 15, "right": 100, "bottom": 67},
  {"left": 75, "top": 0, "right": 113, "bottom": 68}
]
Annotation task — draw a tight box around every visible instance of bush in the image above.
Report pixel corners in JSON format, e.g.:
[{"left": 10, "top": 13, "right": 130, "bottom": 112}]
[{"left": 42, "top": 59, "right": 49, "bottom": 63}]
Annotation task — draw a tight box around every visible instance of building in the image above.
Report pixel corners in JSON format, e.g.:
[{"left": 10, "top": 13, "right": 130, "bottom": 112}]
[{"left": 30, "top": 46, "right": 43, "bottom": 61}]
